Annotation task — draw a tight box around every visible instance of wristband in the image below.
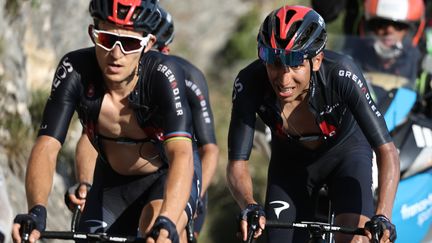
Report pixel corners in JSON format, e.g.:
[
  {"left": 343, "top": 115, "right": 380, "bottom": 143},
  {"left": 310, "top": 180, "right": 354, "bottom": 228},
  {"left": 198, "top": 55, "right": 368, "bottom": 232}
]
[{"left": 150, "top": 216, "right": 179, "bottom": 243}]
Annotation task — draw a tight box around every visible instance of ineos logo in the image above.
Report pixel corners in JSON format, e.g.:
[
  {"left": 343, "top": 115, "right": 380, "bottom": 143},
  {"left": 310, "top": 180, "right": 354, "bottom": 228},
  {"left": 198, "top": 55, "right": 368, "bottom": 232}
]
[
  {"left": 52, "top": 57, "right": 73, "bottom": 90},
  {"left": 232, "top": 77, "right": 244, "bottom": 100}
]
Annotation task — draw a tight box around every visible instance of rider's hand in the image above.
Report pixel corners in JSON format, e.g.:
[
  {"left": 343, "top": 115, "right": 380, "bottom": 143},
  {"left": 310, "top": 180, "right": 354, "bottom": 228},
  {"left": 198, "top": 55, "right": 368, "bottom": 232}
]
[
  {"left": 11, "top": 205, "right": 46, "bottom": 243},
  {"left": 238, "top": 203, "right": 266, "bottom": 242},
  {"left": 64, "top": 182, "right": 92, "bottom": 211},
  {"left": 147, "top": 216, "right": 179, "bottom": 243},
  {"left": 364, "top": 214, "right": 397, "bottom": 243}
]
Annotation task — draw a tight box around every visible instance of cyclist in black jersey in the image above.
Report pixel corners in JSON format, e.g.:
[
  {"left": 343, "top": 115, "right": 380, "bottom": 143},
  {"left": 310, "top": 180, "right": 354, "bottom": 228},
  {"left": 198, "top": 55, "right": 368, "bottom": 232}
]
[
  {"left": 12, "top": 1, "right": 200, "bottom": 243},
  {"left": 153, "top": 10, "right": 219, "bottom": 239},
  {"left": 65, "top": 7, "right": 219, "bottom": 242},
  {"left": 226, "top": 5, "right": 400, "bottom": 243}
]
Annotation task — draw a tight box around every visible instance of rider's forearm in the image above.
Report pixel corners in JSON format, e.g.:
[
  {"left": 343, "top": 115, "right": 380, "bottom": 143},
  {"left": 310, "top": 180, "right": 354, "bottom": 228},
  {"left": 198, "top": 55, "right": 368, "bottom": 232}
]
[
  {"left": 375, "top": 142, "right": 400, "bottom": 219},
  {"left": 160, "top": 141, "right": 194, "bottom": 223},
  {"left": 199, "top": 143, "right": 219, "bottom": 197},
  {"left": 227, "top": 160, "right": 257, "bottom": 209},
  {"left": 25, "top": 136, "right": 61, "bottom": 209},
  {"left": 75, "top": 134, "right": 97, "bottom": 184}
]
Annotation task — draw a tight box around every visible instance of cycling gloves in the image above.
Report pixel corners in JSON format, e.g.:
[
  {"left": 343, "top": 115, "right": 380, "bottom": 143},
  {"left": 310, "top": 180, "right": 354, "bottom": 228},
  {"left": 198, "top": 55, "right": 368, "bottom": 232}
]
[
  {"left": 365, "top": 214, "right": 397, "bottom": 242},
  {"left": 150, "top": 215, "right": 179, "bottom": 243},
  {"left": 13, "top": 205, "right": 47, "bottom": 233}
]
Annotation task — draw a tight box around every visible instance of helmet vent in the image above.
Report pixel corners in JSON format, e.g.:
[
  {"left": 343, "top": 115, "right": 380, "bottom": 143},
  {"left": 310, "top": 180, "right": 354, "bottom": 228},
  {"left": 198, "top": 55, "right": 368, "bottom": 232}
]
[
  {"left": 296, "top": 22, "right": 318, "bottom": 49},
  {"left": 284, "top": 10, "right": 296, "bottom": 24},
  {"left": 117, "top": 3, "right": 131, "bottom": 20}
]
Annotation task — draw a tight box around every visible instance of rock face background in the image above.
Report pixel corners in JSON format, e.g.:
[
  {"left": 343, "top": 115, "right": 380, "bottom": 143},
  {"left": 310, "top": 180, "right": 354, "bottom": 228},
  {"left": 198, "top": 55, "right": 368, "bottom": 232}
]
[{"left": 0, "top": 0, "right": 291, "bottom": 242}]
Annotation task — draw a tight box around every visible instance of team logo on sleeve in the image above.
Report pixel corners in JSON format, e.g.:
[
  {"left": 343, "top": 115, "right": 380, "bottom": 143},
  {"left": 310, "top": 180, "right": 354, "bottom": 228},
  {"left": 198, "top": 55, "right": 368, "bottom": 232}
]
[
  {"left": 157, "top": 64, "right": 184, "bottom": 116},
  {"left": 338, "top": 69, "right": 382, "bottom": 117},
  {"left": 185, "top": 80, "right": 211, "bottom": 124},
  {"left": 232, "top": 77, "right": 244, "bottom": 100},
  {"left": 52, "top": 57, "right": 73, "bottom": 92}
]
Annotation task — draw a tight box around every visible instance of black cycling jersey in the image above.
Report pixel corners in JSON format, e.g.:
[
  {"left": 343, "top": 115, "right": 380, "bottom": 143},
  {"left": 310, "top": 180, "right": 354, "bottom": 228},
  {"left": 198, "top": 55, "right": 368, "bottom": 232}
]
[
  {"left": 228, "top": 49, "right": 392, "bottom": 161},
  {"left": 169, "top": 55, "right": 217, "bottom": 147},
  {"left": 38, "top": 48, "right": 194, "bottom": 158}
]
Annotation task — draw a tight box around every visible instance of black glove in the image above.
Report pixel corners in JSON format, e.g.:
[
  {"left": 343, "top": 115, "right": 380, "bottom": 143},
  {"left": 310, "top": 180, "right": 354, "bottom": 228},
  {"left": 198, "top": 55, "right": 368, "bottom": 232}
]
[
  {"left": 237, "top": 204, "right": 266, "bottom": 242},
  {"left": 13, "top": 205, "right": 47, "bottom": 234},
  {"left": 64, "top": 182, "right": 92, "bottom": 211},
  {"left": 150, "top": 216, "right": 179, "bottom": 243},
  {"left": 365, "top": 214, "right": 397, "bottom": 242},
  {"left": 239, "top": 203, "right": 266, "bottom": 222}
]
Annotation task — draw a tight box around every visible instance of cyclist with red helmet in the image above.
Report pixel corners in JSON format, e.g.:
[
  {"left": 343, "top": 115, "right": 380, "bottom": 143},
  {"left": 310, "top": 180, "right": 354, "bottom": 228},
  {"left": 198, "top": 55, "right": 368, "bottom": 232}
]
[
  {"left": 65, "top": 7, "right": 219, "bottom": 242},
  {"left": 11, "top": 1, "right": 200, "bottom": 243},
  {"left": 227, "top": 5, "right": 400, "bottom": 243}
]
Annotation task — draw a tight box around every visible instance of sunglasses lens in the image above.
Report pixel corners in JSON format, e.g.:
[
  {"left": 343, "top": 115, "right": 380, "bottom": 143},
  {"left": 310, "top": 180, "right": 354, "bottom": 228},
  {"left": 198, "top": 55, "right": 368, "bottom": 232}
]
[
  {"left": 96, "top": 32, "right": 117, "bottom": 50},
  {"left": 118, "top": 36, "right": 143, "bottom": 52},
  {"left": 258, "top": 45, "right": 304, "bottom": 66},
  {"left": 281, "top": 51, "right": 304, "bottom": 66}
]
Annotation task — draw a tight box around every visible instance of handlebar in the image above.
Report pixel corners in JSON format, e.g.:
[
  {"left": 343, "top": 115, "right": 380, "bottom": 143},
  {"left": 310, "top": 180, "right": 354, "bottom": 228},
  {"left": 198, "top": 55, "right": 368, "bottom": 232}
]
[
  {"left": 41, "top": 231, "right": 147, "bottom": 242},
  {"left": 244, "top": 217, "right": 381, "bottom": 243},
  {"left": 266, "top": 220, "right": 366, "bottom": 236},
  {"left": 19, "top": 218, "right": 146, "bottom": 243}
]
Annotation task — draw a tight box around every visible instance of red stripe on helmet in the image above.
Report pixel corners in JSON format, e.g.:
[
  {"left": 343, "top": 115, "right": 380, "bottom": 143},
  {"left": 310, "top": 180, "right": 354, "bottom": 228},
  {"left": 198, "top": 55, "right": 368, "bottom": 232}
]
[
  {"left": 277, "top": 5, "right": 310, "bottom": 50},
  {"left": 108, "top": 0, "right": 143, "bottom": 26}
]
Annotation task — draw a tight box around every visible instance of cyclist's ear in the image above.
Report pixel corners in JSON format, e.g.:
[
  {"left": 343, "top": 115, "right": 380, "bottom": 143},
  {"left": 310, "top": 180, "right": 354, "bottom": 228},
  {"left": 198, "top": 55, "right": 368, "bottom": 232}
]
[
  {"left": 88, "top": 25, "right": 96, "bottom": 45},
  {"left": 312, "top": 52, "right": 324, "bottom": 71},
  {"left": 144, "top": 34, "right": 157, "bottom": 52}
]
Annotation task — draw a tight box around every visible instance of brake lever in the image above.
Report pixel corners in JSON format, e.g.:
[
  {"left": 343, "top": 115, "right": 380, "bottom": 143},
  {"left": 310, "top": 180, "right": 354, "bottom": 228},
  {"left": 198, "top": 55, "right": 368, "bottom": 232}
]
[
  {"left": 20, "top": 219, "right": 34, "bottom": 243},
  {"left": 245, "top": 213, "right": 259, "bottom": 243}
]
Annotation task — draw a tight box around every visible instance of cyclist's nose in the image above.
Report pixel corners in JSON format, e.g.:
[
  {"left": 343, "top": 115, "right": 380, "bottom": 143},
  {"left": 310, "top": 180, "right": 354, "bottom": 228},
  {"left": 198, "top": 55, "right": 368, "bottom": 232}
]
[{"left": 110, "top": 43, "right": 124, "bottom": 57}]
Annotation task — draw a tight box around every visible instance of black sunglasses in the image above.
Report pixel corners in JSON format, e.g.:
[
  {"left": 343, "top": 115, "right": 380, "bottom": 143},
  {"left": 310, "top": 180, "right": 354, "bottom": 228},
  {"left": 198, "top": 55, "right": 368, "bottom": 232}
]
[{"left": 367, "top": 18, "right": 410, "bottom": 31}]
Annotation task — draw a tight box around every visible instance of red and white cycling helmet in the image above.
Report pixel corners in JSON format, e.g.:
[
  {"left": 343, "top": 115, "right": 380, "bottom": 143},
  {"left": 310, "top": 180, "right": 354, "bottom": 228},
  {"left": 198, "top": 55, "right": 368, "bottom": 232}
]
[
  {"left": 257, "top": 5, "right": 327, "bottom": 67},
  {"left": 89, "top": 0, "right": 161, "bottom": 34}
]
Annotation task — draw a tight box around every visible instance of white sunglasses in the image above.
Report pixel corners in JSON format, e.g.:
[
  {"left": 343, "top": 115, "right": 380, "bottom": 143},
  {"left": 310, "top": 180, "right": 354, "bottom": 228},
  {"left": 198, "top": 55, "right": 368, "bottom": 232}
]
[{"left": 92, "top": 28, "right": 150, "bottom": 54}]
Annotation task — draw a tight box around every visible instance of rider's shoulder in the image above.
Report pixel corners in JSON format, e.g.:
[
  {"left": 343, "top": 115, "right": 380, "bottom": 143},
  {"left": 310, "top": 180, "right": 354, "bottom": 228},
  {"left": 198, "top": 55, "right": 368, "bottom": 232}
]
[
  {"left": 58, "top": 47, "right": 97, "bottom": 71},
  {"left": 322, "top": 49, "right": 362, "bottom": 74},
  {"left": 323, "top": 49, "right": 355, "bottom": 66},
  {"left": 61, "top": 47, "right": 95, "bottom": 62},
  {"left": 237, "top": 59, "right": 267, "bottom": 80}
]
